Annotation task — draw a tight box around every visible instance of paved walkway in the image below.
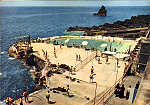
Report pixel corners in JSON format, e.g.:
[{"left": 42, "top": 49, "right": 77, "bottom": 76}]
[
  {"left": 134, "top": 58, "right": 150, "bottom": 105},
  {"left": 105, "top": 75, "right": 141, "bottom": 105}
]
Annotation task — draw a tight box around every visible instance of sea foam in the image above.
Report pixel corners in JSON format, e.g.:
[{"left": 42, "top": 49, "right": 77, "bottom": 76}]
[
  {"left": 8, "top": 57, "right": 15, "bottom": 60},
  {"left": 0, "top": 51, "right": 5, "bottom": 55}
]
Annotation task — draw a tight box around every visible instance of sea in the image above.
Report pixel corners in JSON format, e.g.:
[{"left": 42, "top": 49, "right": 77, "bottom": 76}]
[{"left": 0, "top": 6, "right": 150, "bottom": 101}]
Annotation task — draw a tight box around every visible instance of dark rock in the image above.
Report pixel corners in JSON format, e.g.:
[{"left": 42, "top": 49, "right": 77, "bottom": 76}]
[{"left": 93, "top": 5, "right": 107, "bottom": 16}]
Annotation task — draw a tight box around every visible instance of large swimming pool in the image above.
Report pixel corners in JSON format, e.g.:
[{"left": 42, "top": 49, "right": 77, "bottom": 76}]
[{"left": 50, "top": 38, "right": 131, "bottom": 53}]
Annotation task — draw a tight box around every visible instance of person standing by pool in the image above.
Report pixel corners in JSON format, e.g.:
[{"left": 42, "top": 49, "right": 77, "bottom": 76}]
[
  {"left": 60, "top": 43, "right": 62, "bottom": 49},
  {"left": 45, "top": 90, "right": 50, "bottom": 103},
  {"left": 98, "top": 57, "right": 101, "bottom": 64},
  {"left": 119, "top": 84, "right": 125, "bottom": 98},
  {"left": 65, "top": 85, "right": 70, "bottom": 96},
  {"left": 126, "top": 85, "right": 131, "bottom": 100},
  {"left": 57, "top": 63, "right": 60, "bottom": 70},
  {"left": 54, "top": 49, "right": 56, "bottom": 58},
  {"left": 114, "top": 83, "right": 121, "bottom": 97},
  {"left": 79, "top": 55, "right": 81, "bottom": 61},
  {"left": 117, "top": 59, "right": 119, "bottom": 67},
  {"left": 106, "top": 56, "right": 109, "bottom": 63},
  {"left": 135, "top": 81, "right": 140, "bottom": 89},
  {"left": 90, "top": 66, "right": 95, "bottom": 82},
  {"left": 96, "top": 49, "right": 98, "bottom": 57},
  {"left": 114, "top": 48, "right": 117, "bottom": 52},
  {"left": 91, "top": 66, "right": 94, "bottom": 74},
  {"left": 76, "top": 54, "right": 78, "bottom": 61},
  {"left": 70, "top": 66, "right": 73, "bottom": 75}
]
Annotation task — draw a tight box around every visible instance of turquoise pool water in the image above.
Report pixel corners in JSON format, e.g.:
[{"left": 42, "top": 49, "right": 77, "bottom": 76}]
[{"left": 50, "top": 38, "right": 131, "bottom": 53}]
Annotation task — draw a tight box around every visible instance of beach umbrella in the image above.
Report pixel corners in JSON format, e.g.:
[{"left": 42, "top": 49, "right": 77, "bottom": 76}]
[
  {"left": 82, "top": 41, "right": 88, "bottom": 46},
  {"left": 65, "top": 39, "right": 70, "bottom": 43},
  {"left": 82, "top": 41, "right": 88, "bottom": 56},
  {"left": 101, "top": 43, "right": 107, "bottom": 48}
]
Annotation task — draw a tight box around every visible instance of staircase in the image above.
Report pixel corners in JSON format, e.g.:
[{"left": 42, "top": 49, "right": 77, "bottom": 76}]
[{"left": 76, "top": 51, "right": 96, "bottom": 71}]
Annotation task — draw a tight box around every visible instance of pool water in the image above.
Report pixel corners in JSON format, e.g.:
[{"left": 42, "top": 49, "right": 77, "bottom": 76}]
[{"left": 50, "top": 38, "right": 131, "bottom": 53}]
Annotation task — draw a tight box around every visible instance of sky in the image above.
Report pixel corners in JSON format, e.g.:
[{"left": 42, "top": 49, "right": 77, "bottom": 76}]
[{"left": 0, "top": 0, "right": 150, "bottom": 6}]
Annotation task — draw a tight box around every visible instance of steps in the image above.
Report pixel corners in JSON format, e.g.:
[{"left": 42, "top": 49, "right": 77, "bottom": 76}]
[{"left": 76, "top": 52, "right": 96, "bottom": 71}]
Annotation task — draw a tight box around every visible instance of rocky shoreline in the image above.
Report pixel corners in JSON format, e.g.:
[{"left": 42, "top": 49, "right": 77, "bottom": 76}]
[
  {"left": 8, "top": 38, "right": 73, "bottom": 91},
  {"left": 67, "top": 15, "right": 150, "bottom": 38}
]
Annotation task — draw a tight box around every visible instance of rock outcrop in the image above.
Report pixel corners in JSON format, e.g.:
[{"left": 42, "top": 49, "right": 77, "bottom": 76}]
[{"left": 93, "top": 5, "right": 107, "bottom": 16}]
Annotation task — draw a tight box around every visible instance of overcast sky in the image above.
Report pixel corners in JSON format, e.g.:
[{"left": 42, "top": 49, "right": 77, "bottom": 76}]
[{"left": 0, "top": 0, "right": 150, "bottom": 6}]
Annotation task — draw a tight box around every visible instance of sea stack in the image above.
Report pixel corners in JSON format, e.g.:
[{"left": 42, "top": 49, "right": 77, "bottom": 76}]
[{"left": 93, "top": 5, "right": 107, "bottom": 16}]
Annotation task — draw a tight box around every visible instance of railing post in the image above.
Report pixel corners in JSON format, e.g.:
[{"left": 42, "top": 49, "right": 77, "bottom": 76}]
[{"left": 103, "top": 95, "right": 104, "bottom": 105}]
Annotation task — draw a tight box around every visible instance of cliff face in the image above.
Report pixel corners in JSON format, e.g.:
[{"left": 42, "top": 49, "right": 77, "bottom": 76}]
[{"left": 93, "top": 5, "right": 107, "bottom": 16}]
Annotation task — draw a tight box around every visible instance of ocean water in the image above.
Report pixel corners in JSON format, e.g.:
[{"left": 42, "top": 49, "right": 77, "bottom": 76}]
[{"left": 0, "top": 6, "right": 150, "bottom": 101}]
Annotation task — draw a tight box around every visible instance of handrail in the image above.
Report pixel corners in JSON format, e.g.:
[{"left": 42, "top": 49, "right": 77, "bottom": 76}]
[{"left": 76, "top": 52, "right": 96, "bottom": 71}]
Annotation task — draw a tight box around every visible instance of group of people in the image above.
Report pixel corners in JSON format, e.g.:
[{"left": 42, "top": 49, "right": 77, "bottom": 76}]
[
  {"left": 54, "top": 47, "right": 57, "bottom": 58},
  {"left": 114, "top": 83, "right": 126, "bottom": 98},
  {"left": 5, "top": 84, "right": 70, "bottom": 105},
  {"left": 5, "top": 97, "right": 14, "bottom": 105},
  {"left": 95, "top": 55, "right": 109, "bottom": 64},
  {"left": 114, "top": 83, "right": 131, "bottom": 100},
  {"left": 5, "top": 90, "right": 29, "bottom": 105},
  {"left": 114, "top": 81, "right": 140, "bottom": 101}
]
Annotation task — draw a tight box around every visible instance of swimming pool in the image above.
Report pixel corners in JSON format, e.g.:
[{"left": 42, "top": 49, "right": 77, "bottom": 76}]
[{"left": 50, "top": 38, "right": 131, "bottom": 53}]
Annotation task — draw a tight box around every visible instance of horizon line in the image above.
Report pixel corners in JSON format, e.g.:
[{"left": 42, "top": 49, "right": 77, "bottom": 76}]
[{"left": 0, "top": 1, "right": 150, "bottom": 6}]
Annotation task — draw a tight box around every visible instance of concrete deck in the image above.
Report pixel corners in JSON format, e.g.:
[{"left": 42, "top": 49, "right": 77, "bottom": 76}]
[{"left": 25, "top": 42, "right": 129, "bottom": 105}]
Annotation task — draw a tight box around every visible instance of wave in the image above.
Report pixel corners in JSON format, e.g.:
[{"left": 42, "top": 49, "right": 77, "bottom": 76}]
[
  {"left": 14, "top": 35, "right": 29, "bottom": 39},
  {"left": 8, "top": 57, "right": 15, "bottom": 60},
  {"left": 0, "top": 51, "right": 5, "bottom": 55},
  {"left": 0, "top": 101, "right": 5, "bottom": 104},
  {"left": 30, "top": 69, "right": 35, "bottom": 72}
]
